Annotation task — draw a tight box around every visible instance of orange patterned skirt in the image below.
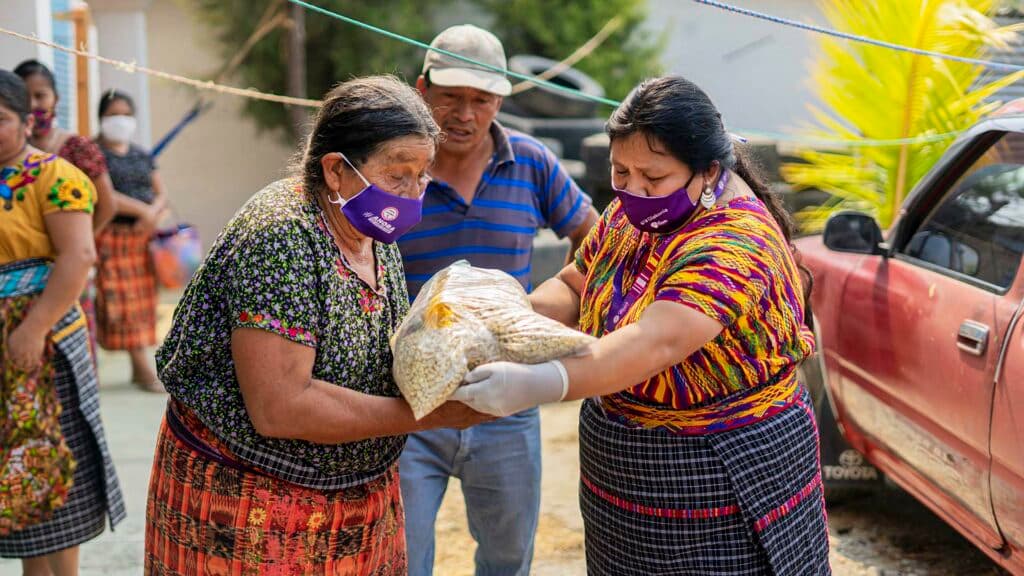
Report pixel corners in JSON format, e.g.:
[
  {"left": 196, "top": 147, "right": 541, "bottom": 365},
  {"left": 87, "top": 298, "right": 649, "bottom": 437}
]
[
  {"left": 144, "top": 405, "right": 407, "bottom": 575},
  {"left": 95, "top": 223, "right": 156, "bottom": 350}
]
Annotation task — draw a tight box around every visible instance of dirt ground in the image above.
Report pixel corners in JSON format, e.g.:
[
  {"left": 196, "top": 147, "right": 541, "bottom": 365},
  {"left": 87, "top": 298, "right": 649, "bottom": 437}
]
[
  {"left": 431, "top": 402, "right": 1008, "bottom": 576},
  {"left": 432, "top": 401, "right": 586, "bottom": 576}
]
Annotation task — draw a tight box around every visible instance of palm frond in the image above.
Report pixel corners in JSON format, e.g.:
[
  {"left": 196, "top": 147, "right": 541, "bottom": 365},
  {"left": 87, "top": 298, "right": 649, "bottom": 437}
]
[{"left": 782, "top": 0, "right": 1022, "bottom": 230}]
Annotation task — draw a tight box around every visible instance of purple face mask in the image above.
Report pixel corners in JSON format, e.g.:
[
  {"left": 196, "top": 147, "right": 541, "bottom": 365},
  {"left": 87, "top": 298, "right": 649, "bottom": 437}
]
[
  {"left": 31, "top": 108, "right": 55, "bottom": 136},
  {"left": 613, "top": 169, "right": 730, "bottom": 233},
  {"left": 328, "top": 153, "right": 424, "bottom": 244}
]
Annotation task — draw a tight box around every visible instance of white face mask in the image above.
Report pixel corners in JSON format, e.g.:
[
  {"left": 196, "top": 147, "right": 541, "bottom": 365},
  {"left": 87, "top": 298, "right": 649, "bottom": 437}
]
[{"left": 100, "top": 115, "right": 137, "bottom": 143}]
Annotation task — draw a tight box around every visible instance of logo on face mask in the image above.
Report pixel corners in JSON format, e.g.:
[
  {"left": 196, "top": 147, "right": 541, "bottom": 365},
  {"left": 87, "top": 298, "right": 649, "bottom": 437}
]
[
  {"left": 362, "top": 211, "right": 397, "bottom": 234},
  {"left": 614, "top": 171, "right": 730, "bottom": 234},
  {"left": 381, "top": 207, "right": 399, "bottom": 222},
  {"left": 640, "top": 208, "right": 669, "bottom": 228}
]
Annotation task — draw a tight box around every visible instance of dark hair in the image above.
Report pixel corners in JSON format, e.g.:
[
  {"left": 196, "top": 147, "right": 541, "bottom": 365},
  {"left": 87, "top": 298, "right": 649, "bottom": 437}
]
[
  {"left": 98, "top": 89, "right": 135, "bottom": 117},
  {"left": 302, "top": 75, "right": 440, "bottom": 194},
  {"left": 0, "top": 70, "right": 31, "bottom": 121},
  {"left": 606, "top": 76, "right": 796, "bottom": 243},
  {"left": 13, "top": 59, "right": 57, "bottom": 96}
]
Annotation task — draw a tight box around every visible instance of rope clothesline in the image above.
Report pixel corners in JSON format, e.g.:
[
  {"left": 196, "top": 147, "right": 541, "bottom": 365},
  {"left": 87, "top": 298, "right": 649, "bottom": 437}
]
[
  {"left": 510, "top": 15, "right": 624, "bottom": 95},
  {"left": 9, "top": 0, "right": 1016, "bottom": 147},
  {"left": 286, "top": 0, "right": 623, "bottom": 106},
  {"left": 691, "top": 0, "right": 1024, "bottom": 73},
  {"left": 0, "top": 25, "right": 323, "bottom": 108},
  {"left": 287, "top": 0, "right": 971, "bottom": 147}
]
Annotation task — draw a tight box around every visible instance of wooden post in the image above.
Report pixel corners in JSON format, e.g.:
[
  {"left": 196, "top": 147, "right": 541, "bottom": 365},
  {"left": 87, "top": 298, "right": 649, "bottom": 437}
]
[
  {"left": 54, "top": 5, "right": 92, "bottom": 136},
  {"left": 72, "top": 5, "right": 90, "bottom": 136}
]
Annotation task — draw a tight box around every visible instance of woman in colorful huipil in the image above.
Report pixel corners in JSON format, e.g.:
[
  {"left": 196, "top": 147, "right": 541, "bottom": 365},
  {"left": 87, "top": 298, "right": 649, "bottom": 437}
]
[
  {"left": 15, "top": 59, "right": 118, "bottom": 363},
  {"left": 0, "top": 70, "right": 125, "bottom": 576},
  {"left": 452, "top": 76, "right": 829, "bottom": 575},
  {"left": 147, "top": 76, "right": 491, "bottom": 574}
]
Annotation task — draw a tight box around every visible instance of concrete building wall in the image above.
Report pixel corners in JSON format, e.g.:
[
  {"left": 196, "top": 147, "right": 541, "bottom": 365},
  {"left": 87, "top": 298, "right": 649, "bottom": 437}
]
[
  {"left": 92, "top": 2, "right": 152, "bottom": 146},
  {"left": 0, "top": 0, "right": 54, "bottom": 67},
  {"left": 646, "top": 0, "right": 824, "bottom": 135},
  {"left": 144, "top": 0, "right": 296, "bottom": 250}
]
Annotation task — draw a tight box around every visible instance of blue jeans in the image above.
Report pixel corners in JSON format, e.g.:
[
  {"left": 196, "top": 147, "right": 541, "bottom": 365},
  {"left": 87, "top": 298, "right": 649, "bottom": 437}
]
[{"left": 400, "top": 408, "right": 542, "bottom": 576}]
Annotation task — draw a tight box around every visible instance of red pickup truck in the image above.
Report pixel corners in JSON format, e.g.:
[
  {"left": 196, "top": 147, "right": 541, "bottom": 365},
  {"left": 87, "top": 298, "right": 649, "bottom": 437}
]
[{"left": 796, "top": 100, "right": 1024, "bottom": 574}]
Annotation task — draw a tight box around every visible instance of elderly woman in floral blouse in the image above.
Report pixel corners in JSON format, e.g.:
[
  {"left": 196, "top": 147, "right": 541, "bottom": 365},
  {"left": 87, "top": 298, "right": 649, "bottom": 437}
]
[{"left": 146, "top": 75, "right": 490, "bottom": 575}]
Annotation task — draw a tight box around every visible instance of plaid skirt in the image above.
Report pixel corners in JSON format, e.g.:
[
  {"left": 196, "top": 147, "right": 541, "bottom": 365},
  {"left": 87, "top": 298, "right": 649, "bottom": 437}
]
[
  {"left": 145, "top": 405, "right": 407, "bottom": 575},
  {"left": 579, "top": 386, "right": 830, "bottom": 576},
  {"left": 0, "top": 298, "right": 126, "bottom": 558},
  {"left": 95, "top": 223, "right": 157, "bottom": 350}
]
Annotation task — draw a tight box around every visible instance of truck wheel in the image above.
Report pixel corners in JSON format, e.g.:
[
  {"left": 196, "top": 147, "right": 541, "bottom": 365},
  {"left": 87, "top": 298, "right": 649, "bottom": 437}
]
[{"left": 801, "top": 311, "right": 884, "bottom": 503}]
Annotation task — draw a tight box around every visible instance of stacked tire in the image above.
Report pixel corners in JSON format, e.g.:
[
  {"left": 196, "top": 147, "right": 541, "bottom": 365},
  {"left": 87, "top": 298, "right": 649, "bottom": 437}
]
[{"left": 506, "top": 55, "right": 605, "bottom": 119}]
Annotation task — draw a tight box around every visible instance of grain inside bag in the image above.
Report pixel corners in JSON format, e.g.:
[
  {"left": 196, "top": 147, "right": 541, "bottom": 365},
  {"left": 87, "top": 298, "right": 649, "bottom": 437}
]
[{"left": 392, "top": 261, "right": 595, "bottom": 419}]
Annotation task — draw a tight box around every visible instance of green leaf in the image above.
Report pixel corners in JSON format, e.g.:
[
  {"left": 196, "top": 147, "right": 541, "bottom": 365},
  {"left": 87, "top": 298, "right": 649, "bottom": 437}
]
[
  {"left": 190, "top": 0, "right": 663, "bottom": 135},
  {"left": 782, "top": 0, "right": 1022, "bottom": 230}
]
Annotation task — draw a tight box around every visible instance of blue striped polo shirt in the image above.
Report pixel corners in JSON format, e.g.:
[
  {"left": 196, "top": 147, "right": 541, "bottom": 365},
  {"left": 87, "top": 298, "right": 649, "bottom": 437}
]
[{"left": 398, "top": 122, "right": 592, "bottom": 298}]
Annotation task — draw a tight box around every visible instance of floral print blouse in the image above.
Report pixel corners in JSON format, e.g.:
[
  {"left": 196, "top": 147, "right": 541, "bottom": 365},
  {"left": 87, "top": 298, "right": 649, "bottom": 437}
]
[
  {"left": 58, "top": 135, "right": 107, "bottom": 181},
  {"left": 156, "top": 178, "right": 411, "bottom": 490}
]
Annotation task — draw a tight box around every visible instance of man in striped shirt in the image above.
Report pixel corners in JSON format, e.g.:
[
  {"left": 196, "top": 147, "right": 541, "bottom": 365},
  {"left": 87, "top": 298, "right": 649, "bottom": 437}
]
[{"left": 398, "top": 24, "right": 599, "bottom": 576}]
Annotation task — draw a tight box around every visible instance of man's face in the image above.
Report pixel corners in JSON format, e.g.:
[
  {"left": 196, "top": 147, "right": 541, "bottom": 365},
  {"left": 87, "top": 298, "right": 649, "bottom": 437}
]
[{"left": 420, "top": 81, "right": 502, "bottom": 156}]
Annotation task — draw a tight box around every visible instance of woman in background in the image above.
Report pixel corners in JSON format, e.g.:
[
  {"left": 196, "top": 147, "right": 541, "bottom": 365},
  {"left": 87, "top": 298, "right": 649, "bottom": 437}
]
[
  {"left": 13, "top": 60, "right": 116, "bottom": 234},
  {"left": 95, "top": 90, "right": 166, "bottom": 391}
]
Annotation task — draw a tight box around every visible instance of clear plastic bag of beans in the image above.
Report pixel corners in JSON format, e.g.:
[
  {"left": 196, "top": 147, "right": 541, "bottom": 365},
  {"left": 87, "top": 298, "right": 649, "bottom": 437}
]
[{"left": 391, "top": 261, "right": 595, "bottom": 419}]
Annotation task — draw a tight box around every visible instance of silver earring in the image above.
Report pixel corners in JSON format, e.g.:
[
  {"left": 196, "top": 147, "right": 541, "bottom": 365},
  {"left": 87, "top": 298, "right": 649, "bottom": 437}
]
[{"left": 700, "top": 183, "right": 716, "bottom": 209}]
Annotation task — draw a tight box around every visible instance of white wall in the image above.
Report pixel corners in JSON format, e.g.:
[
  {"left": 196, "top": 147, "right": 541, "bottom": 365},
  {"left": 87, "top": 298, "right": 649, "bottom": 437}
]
[
  {"left": 87, "top": 21, "right": 101, "bottom": 131},
  {"left": 0, "top": 0, "right": 54, "bottom": 68},
  {"left": 50, "top": 0, "right": 77, "bottom": 132},
  {"left": 646, "top": 0, "right": 824, "bottom": 135},
  {"left": 145, "top": 0, "right": 296, "bottom": 250},
  {"left": 92, "top": 5, "right": 152, "bottom": 145}
]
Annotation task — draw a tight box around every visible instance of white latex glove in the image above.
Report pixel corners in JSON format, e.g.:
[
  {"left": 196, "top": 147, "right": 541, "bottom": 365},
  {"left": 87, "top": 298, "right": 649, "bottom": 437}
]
[{"left": 450, "top": 360, "right": 569, "bottom": 417}]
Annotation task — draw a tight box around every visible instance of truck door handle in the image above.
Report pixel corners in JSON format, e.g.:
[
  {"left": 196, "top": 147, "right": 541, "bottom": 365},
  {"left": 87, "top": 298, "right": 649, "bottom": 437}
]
[{"left": 957, "top": 320, "right": 990, "bottom": 356}]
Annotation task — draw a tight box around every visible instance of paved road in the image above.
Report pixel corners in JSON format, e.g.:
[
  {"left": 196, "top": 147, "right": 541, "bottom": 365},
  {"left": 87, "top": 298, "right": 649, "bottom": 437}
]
[{"left": 0, "top": 349, "right": 167, "bottom": 575}]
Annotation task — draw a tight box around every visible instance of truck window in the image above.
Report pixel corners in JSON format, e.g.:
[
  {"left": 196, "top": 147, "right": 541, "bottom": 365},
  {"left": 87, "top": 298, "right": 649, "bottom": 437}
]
[{"left": 904, "top": 132, "right": 1024, "bottom": 289}]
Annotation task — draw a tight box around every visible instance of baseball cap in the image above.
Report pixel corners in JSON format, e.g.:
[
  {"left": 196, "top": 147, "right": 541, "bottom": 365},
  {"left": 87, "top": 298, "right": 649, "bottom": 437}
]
[{"left": 422, "top": 24, "right": 512, "bottom": 97}]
